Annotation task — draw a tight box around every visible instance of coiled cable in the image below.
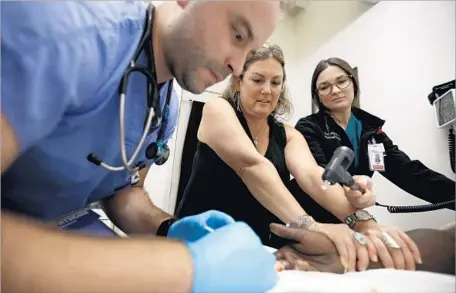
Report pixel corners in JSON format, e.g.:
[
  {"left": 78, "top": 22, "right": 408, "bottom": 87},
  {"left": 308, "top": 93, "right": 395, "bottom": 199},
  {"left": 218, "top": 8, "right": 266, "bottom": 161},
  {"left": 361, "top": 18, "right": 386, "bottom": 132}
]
[
  {"left": 449, "top": 128, "right": 455, "bottom": 173},
  {"left": 375, "top": 200, "right": 455, "bottom": 213}
]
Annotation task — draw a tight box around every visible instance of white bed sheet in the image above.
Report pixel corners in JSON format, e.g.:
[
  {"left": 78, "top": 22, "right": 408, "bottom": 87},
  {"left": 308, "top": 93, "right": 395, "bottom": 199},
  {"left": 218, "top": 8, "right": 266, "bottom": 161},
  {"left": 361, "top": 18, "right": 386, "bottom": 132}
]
[
  {"left": 263, "top": 246, "right": 455, "bottom": 293},
  {"left": 268, "top": 270, "right": 455, "bottom": 293}
]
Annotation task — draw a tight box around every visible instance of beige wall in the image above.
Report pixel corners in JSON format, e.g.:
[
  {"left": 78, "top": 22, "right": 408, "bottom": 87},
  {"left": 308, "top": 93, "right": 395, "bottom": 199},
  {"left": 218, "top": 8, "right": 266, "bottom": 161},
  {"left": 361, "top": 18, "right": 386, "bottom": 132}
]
[{"left": 295, "top": 0, "right": 373, "bottom": 62}]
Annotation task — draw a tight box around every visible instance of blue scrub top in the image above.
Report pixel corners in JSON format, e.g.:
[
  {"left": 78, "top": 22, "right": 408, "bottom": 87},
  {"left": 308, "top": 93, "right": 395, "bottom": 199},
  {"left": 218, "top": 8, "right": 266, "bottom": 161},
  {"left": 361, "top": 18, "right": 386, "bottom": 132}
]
[{"left": 1, "top": 1, "right": 179, "bottom": 221}]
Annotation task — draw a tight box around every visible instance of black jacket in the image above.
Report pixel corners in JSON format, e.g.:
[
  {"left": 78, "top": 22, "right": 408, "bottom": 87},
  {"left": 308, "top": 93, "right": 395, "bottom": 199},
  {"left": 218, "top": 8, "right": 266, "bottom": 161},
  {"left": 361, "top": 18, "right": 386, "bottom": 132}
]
[{"left": 289, "top": 107, "right": 455, "bottom": 223}]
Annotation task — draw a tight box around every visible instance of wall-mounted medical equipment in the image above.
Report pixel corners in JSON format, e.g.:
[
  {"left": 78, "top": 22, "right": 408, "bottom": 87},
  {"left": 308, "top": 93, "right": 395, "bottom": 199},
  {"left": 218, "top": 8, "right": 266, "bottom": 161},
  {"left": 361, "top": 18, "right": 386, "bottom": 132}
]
[{"left": 428, "top": 80, "right": 455, "bottom": 173}]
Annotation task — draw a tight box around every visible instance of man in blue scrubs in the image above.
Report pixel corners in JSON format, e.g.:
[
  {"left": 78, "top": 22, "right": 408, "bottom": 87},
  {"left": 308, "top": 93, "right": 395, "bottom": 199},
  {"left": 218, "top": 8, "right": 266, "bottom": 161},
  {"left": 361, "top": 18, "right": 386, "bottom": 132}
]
[{"left": 1, "top": 1, "right": 281, "bottom": 293}]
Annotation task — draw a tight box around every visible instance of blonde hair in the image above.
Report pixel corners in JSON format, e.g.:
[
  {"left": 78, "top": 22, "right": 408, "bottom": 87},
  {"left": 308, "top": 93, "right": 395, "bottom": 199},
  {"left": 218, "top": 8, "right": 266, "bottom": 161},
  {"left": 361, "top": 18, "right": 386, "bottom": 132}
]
[{"left": 221, "top": 43, "right": 293, "bottom": 121}]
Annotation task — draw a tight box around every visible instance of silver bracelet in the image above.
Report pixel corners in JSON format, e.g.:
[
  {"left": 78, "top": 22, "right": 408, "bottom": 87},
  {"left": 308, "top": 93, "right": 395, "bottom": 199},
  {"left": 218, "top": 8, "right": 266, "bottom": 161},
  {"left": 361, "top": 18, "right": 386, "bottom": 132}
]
[{"left": 286, "top": 214, "right": 316, "bottom": 229}]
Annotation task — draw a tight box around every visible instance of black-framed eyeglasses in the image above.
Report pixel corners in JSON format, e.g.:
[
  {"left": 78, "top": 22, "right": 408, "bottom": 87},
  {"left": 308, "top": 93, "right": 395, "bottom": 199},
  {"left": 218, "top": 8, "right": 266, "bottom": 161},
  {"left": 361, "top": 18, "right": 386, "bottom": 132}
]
[{"left": 316, "top": 75, "right": 352, "bottom": 96}]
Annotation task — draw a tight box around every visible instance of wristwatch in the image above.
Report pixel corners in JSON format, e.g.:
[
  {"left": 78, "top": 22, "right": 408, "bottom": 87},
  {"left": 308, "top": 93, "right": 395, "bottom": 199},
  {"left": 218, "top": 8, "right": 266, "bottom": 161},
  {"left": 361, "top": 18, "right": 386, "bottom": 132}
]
[
  {"left": 344, "top": 210, "right": 376, "bottom": 229},
  {"left": 286, "top": 214, "right": 316, "bottom": 229}
]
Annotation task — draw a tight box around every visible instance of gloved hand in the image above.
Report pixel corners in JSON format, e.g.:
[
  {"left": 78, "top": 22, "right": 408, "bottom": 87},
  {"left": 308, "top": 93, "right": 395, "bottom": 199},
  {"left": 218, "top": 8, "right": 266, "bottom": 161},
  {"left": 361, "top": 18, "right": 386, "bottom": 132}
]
[
  {"left": 168, "top": 210, "right": 235, "bottom": 242},
  {"left": 188, "top": 221, "right": 278, "bottom": 293}
]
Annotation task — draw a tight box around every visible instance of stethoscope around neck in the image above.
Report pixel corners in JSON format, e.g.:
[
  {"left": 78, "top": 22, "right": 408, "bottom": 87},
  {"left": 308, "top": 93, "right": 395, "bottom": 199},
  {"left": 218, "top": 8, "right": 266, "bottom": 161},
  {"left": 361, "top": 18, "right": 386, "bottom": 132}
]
[{"left": 87, "top": 4, "right": 172, "bottom": 174}]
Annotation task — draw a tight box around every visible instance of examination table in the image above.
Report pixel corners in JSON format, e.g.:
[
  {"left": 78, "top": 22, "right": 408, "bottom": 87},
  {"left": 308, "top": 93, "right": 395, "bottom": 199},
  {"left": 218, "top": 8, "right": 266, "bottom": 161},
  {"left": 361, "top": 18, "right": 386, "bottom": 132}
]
[{"left": 264, "top": 246, "right": 456, "bottom": 293}]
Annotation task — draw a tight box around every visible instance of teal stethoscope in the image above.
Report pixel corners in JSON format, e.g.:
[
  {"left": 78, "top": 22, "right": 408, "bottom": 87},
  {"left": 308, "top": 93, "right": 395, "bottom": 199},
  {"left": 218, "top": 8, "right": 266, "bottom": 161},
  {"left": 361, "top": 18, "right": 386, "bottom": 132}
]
[{"left": 87, "top": 4, "right": 172, "bottom": 174}]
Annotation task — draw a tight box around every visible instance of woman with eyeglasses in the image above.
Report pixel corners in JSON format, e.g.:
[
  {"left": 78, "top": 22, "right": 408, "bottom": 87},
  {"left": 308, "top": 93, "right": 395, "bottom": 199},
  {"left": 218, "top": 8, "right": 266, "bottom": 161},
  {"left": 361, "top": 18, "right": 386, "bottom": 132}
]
[
  {"left": 176, "top": 46, "right": 423, "bottom": 273},
  {"left": 291, "top": 57, "right": 455, "bottom": 271}
]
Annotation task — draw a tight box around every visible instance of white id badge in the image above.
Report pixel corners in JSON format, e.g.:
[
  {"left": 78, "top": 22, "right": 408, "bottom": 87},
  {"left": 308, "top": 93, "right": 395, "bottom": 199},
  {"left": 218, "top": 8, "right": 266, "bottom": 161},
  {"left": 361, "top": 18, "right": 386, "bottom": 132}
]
[{"left": 368, "top": 143, "right": 385, "bottom": 171}]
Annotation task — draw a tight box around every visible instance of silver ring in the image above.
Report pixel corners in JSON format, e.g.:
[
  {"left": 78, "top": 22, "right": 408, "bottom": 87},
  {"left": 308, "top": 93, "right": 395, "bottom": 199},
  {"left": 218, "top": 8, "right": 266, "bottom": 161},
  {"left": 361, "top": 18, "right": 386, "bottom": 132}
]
[
  {"left": 353, "top": 232, "right": 368, "bottom": 246},
  {"left": 380, "top": 231, "right": 401, "bottom": 249}
]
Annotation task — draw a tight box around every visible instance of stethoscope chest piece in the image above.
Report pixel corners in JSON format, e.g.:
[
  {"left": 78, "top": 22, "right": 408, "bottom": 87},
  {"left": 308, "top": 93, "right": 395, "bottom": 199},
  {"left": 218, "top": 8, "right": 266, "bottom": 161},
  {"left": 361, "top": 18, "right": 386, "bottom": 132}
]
[{"left": 146, "top": 141, "right": 170, "bottom": 165}]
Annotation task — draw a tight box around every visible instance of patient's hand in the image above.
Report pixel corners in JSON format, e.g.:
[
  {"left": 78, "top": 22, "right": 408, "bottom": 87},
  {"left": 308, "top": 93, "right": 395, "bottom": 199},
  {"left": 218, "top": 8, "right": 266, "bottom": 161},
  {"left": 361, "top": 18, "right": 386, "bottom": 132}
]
[
  {"left": 272, "top": 223, "right": 455, "bottom": 275},
  {"left": 271, "top": 223, "right": 344, "bottom": 274}
]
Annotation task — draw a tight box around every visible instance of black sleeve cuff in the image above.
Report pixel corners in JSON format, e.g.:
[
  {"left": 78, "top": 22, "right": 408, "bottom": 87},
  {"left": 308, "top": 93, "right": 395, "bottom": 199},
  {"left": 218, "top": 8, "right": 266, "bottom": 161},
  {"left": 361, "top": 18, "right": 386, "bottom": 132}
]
[{"left": 156, "top": 217, "right": 178, "bottom": 237}]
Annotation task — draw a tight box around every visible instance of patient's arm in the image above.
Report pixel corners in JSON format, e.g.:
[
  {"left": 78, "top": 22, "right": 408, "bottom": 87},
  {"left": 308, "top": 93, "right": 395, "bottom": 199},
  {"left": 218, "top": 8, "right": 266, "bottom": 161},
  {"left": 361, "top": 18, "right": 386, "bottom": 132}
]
[{"left": 271, "top": 224, "right": 455, "bottom": 275}]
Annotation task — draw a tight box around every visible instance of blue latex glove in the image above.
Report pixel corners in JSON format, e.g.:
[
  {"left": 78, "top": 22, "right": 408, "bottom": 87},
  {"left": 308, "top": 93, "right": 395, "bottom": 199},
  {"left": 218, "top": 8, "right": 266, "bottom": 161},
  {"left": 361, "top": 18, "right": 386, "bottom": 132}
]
[
  {"left": 188, "top": 221, "right": 278, "bottom": 293},
  {"left": 168, "top": 210, "right": 235, "bottom": 242}
]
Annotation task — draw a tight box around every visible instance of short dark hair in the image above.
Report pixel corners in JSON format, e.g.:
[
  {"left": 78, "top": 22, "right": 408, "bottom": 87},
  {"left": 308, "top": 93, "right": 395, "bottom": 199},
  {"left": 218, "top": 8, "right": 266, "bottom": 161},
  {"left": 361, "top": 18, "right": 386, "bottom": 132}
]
[{"left": 311, "top": 57, "right": 360, "bottom": 111}]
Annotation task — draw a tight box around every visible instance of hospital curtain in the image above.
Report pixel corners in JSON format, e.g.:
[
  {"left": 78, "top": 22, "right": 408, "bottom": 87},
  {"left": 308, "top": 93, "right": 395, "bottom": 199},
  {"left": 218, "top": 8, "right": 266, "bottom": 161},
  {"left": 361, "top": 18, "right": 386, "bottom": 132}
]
[{"left": 173, "top": 101, "right": 205, "bottom": 215}]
